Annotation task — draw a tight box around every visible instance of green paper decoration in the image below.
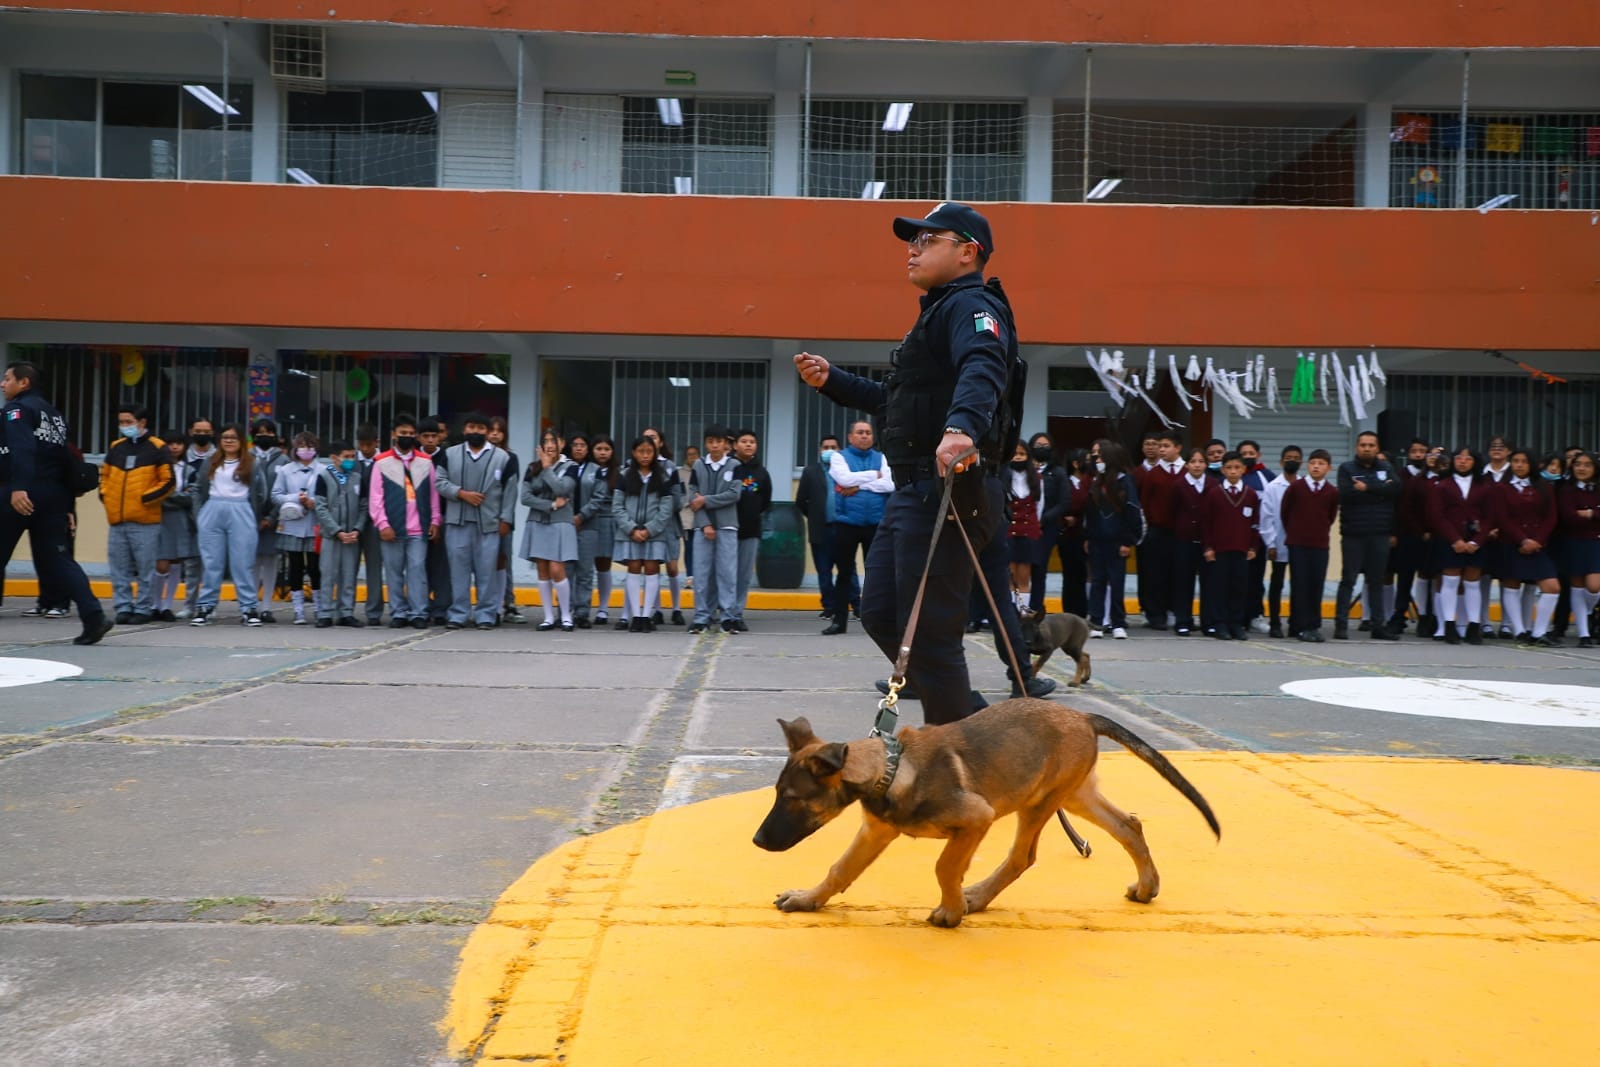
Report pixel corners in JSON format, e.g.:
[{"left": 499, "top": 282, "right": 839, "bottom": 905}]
[{"left": 346, "top": 367, "right": 372, "bottom": 402}]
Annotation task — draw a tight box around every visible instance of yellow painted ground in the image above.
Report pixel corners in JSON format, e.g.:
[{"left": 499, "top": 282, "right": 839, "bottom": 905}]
[{"left": 441, "top": 753, "right": 1600, "bottom": 1065}]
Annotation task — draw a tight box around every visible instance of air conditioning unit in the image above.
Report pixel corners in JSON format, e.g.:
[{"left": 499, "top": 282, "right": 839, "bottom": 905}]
[{"left": 270, "top": 25, "right": 326, "bottom": 91}]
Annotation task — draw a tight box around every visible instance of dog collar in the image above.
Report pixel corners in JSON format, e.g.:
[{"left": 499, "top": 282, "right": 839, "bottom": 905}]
[{"left": 868, "top": 735, "right": 902, "bottom": 801}]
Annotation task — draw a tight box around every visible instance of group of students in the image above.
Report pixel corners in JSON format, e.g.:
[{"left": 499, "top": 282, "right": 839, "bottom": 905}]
[
  {"left": 69, "top": 410, "right": 778, "bottom": 634},
  {"left": 1001, "top": 429, "right": 1600, "bottom": 648}
]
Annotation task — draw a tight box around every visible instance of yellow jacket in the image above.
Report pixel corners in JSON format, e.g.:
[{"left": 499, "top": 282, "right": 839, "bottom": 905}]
[{"left": 101, "top": 434, "right": 174, "bottom": 524}]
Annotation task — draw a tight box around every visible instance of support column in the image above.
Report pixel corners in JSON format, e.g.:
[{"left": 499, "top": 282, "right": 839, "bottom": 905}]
[
  {"left": 1360, "top": 102, "right": 1392, "bottom": 208},
  {"left": 0, "top": 65, "right": 14, "bottom": 174},
  {"left": 251, "top": 75, "right": 280, "bottom": 184},
  {"left": 507, "top": 344, "right": 540, "bottom": 589},
  {"left": 1024, "top": 96, "right": 1054, "bottom": 202},
  {"left": 767, "top": 341, "right": 799, "bottom": 498},
  {"left": 515, "top": 37, "right": 544, "bottom": 190},
  {"left": 1022, "top": 348, "right": 1052, "bottom": 439},
  {"left": 772, "top": 90, "right": 801, "bottom": 197}
]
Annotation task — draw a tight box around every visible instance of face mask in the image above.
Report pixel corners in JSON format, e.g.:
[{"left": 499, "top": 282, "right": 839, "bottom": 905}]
[
  {"left": 1541, "top": 470, "right": 1563, "bottom": 481},
  {"left": 296, "top": 448, "right": 317, "bottom": 462},
  {"left": 191, "top": 434, "right": 213, "bottom": 448},
  {"left": 119, "top": 424, "right": 141, "bottom": 440},
  {"left": 394, "top": 437, "right": 417, "bottom": 453},
  {"left": 1208, "top": 461, "right": 1222, "bottom": 471},
  {"left": 1030, "top": 446, "right": 1052, "bottom": 463},
  {"left": 1095, "top": 461, "right": 1107, "bottom": 473},
  {"left": 1282, "top": 460, "right": 1301, "bottom": 476},
  {"left": 819, "top": 449, "right": 836, "bottom": 465},
  {"left": 340, "top": 458, "right": 358, "bottom": 472},
  {"left": 465, "top": 432, "right": 488, "bottom": 449},
  {"left": 1010, "top": 459, "right": 1030, "bottom": 471},
  {"left": 254, "top": 435, "right": 277, "bottom": 450}
]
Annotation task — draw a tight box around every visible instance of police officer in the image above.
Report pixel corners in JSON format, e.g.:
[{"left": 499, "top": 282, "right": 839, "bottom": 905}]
[
  {"left": 1, "top": 361, "right": 113, "bottom": 644},
  {"left": 794, "top": 202, "right": 1030, "bottom": 725}
]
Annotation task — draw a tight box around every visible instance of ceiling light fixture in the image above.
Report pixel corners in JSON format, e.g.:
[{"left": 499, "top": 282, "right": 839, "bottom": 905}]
[
  {"left": 421, "top": 91, "right": 439, "bottom": 113},
  {"left": 1477, "top": 193, "right": 1518, "bottom": 213},
  {"left": 183, "top": 84, "right": 240, "bottom": 117},
  {"left": 861, "top": 180, "right": 886, "bottom": 200},
  {"left": 1086, "top": 178, "right": 1122, "bottom": 200},
  {"left": 882, "top": 102, "right": 913, "bottom": 132},
  {"left": 668, "top": 377, "right": 691, "bottom": 387},
  {"left": 285, "top": 167, "right": 319, "bottom": 185},
  {"left": 656, "top": 98, "right": 684, "bottom": 126},
  {"left": 672, "top": 176, "right": 693, "bottom": 195},
  {"left": 474, "top": 373, "right": 507, "bottom": 385}
]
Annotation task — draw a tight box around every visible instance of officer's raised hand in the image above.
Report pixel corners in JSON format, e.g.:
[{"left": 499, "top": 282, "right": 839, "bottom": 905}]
[
  {"left": 936, "top": 430, "right": 976, "bottom": 478},
  {"left": 794, "top": 352, "right": 830, "bottom": 388}
]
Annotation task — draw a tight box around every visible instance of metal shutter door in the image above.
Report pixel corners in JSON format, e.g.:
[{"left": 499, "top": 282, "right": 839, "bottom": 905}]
[
  {"left": 542, "top": 94, "right": 623, "bottom": 192},
  {"left": 440, "top": 90, "right": 517, "bottom": 189},
  {"left": 1233, "top": 404, "right": 1354, "bottom": 465}
]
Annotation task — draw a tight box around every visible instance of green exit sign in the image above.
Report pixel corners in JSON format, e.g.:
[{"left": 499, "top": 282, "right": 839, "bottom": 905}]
[{"left": 664, "top": 70, "right": 696, "bottom": 86}]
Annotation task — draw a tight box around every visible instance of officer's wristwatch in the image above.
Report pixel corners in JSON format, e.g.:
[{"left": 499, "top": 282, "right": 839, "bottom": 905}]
[{"left": 942, "top": 426, "right": 972, "bottom": 438}]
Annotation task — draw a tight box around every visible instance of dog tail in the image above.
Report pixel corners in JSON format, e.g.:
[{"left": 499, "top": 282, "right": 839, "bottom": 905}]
[{"left": 1087, "top": 714, "right": 1221, "bottom": 840}]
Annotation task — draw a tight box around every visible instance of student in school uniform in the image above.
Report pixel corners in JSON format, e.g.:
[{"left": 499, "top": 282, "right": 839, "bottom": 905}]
[
  {"left": 249, "top": 419, "right": 288, "bottom": 622},
  {"left": 311, "top": 440, "right": 367, "bottom": 628},
  {"left": 612, "top": 435, "right": 677, "bottom": 633},
  {"left": 354, "top": 425, "right": 387, "bottom": 626},
  {"left": 573, "top": 434, "right": 619, "bottom": 629},
  {"left": 1478, "top": 435, "right": 1515, "bottom": 638},
  {"left": 1133, "top": 431, "right": 1182, "bottom": 629},
  {"left": 153, "top": 428, "right": 198, "bottom": 623},
  {"left": 687, "top": 426, "right": 743, "bottom": 634},
  {"left": 1056, "top": 449, "right": 1091, "bottom": 618},
  {"left": 1200, "top": 452, "right": 1260, "bottom": 641},
  {"left": 1493, "top": 448, "right": 1562, "bottom": 647},
  {"left": 272, "top": 431, "right": 325, "bottom": 625},
  {"left": 521, "top": 431, "right": 580, "bottom": 631},
  {"left": 1006, "top": 441, "right": 1044, "bottom": 612},
  {"left": 1556, "top": 450, "right": 1600, "bottom": 648},
  {"left": 1256, "top": 445, "right": 1302, "bottom": 638},
  {"left": 641, "top": 427, "right": 688, "bottom": 626},
  {"left": 486, "top": 417, "right": 525, "bottom": 625},
  {"left": 1235, "top": 439, "right": 1273, "bottom": 632},
  {"left": 438, "top": 413, "right": 518, "bottom": 631},
  {"left": 369, "top": 414, "right": 440, "bottom": 630},
  {"left": 1384, "top": 438, "right": 1433, "bottom": 636},
  {"left": 1027, "top": 433, "right": 1069, "bottom": 615},
  {"left": 1083, "top": 439, "right": 1143, "bottom": 639},
  {"left": 1280, "top": 449, "right": 1340, "bottom": 642},
  {"left": 189, "top": 425, "right": 272, "bottom": 627},
  {"left": 1428, "top": 446, "right": 1496, "bottom": 645},
  {"left": 1170, "top": 446, "right": 1219, "bottom": 637}
]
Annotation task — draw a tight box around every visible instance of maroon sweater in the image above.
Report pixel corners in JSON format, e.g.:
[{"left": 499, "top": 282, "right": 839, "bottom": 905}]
[
  {"left": 1280, "top": 477, "right": 1340, "bottom": 549},
  {"left": 1397, "top": 468, "right": 1435, "bottom": 538},
  {"left": 1172, "top": 475, "right": 1219, "bottom": 543},
  {"left": 1429, "top": 475, "right": 1495, "bottom": 545},
  {"left": 1134, "top": 462, "right": 1181, "bottom": 530},
  {"left": 1201, "top": 482, "right": 1260, "bottom": 554},
  {"left": 1557, "top": 481, "right": 1600, "bottom": 541},
  {"left": 1493, "top": 480, "right": 1556, "bottom": 548}
]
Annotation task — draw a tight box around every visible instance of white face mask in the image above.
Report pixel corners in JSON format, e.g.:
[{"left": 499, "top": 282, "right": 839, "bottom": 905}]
[{"left": 1094, "top": 461, "right": 1107, "bottom": 473}]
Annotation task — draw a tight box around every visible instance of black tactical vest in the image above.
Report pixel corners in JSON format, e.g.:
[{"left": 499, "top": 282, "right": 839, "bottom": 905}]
[{"left": 878, "top": 279, "right": 1021, "bottom": 474}]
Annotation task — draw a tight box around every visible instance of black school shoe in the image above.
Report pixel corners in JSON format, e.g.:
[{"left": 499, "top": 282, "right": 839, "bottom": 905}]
[
  {"left": 1465, "top": 622, "right": 1484, "bottom": 646},
  {"left": 1297, "top": 630, "right": 1325, "bottom": 643},
  {"left": 671, "top": 610, "right": 686, "bottom": 626},
  {"left": 337, "top": 616, "right": 362, "bottom": 628},
  {"left": 1009, "top": 675, "right": 1058, "bottom": 699},
  {"left": 316, "top": 617, "right": 334, "bottom": 629},
  {"left": 687, "top": 623, "right": 707, "bottom": 634},
  {"left": 614, "top": 618, "right": 630, "bottom": 630},
  {"left": 1370, "top": 627, "right": 1399, "bottom": 640},
  {"left": 73, "top": 616, "right": 114, "bottom": 646},
  {"left": 1443, "top": 622, "right": 1462, "bottom": 645},
  {"left": 1268, "top": 620, "right": 1284, "bottom": 638},
  {"left": 575, "top": 616, "right": 592, "bottom": 629}
]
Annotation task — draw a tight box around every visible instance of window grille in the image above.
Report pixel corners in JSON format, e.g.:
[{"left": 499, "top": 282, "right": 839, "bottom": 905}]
[{"left": 1388, "top": 111, "right": 1600, "bottom": 210}]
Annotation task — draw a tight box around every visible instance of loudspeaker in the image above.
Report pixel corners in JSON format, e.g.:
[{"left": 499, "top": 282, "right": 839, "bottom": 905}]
[
  {"left": 276, "top": 372, "right": 311, "bottom": 430},
  {"left": 1376, "top": 409, "right": 1416, "bottom": 453}
]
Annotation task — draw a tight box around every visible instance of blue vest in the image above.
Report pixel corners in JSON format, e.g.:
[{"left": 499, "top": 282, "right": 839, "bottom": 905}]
[{"left": 836, "top": 446, "right": 888, "bottom": 527}]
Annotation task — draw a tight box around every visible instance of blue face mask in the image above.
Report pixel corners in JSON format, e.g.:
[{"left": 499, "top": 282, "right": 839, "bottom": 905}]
[
  {"left": 340, "top": 458, "right": 357, "bottom": 472},
  {"left": 820, "top": 449, "right": 836, "bottom": 465},
  {"left": 119, "top": 425, "right": 141, "bottom": 440},
  {"left": 1540, "top": 470, "right": 1563, "bottom": 481},
  {"left": 1208, "top": 461, "right": 1222, "bottom": 471}
]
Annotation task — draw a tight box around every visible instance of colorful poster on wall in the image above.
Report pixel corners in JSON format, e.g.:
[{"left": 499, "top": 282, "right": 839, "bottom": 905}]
[
  {"left": 248, "top": 363, "right": 275, "bottom": 420},
  {"left": 1391, "top": 114, "right": 1431, "bottom": 145},
  {"left": 1485, "top": 123, "right": 1524, "bottom": 153}
]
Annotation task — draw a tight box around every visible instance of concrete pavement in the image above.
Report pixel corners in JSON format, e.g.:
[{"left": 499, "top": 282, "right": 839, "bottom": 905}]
[{"left": 1, "top": 604, "right": 1597, "bottom": 1065}]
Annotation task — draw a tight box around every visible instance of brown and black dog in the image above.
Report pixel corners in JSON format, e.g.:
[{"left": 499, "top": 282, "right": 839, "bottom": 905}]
[{"left": 752, "top": 699, "right": 1220, "bottom": 928}]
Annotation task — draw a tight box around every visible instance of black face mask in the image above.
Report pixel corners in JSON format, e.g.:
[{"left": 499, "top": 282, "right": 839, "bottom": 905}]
[
  {"left": 1010, "top": 459, "right": 1030, "bottom": 471},
  {"left": 394, "top": 436, "right": 418, "bottom": 453},
  {"left": 253, "top": 435, "right": 277, "bottom": 450},
  {"left": 1030, "top": 446, "right": 1052, "bottom": 463},
  {"left": 191, "top": 434, "right": 213, "bottom": 448},
  {"left": 1282, "top": 460, "right": 1302, "bottom": 476},
  {"left": 464, "top": 432, "right": 487, "bottom": 449}
]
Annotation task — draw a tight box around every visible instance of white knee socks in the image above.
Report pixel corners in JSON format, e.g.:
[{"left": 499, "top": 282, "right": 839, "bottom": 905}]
[
  {"left": 1500, "top": 588, "right": 1525, "bottom": 636},
  {"left": 1380, "top": 582, "right": 1397, "bottom": 622},
  {"left": 643, "top": 574, "right": 661, "bottom": 619},
  {"left": 156, "top": 570, "right": 178, "bottom": 610},
  {"left": 1576, "top": 590, "right": 1595, "bottom": 639},
  {"left": 538, "top": 580, "right": 555, "bottom": 624},
  {"left": 1437, "top": 575, "right": 1461, "bottom": 631},
  {"left": 1531, "top": 592, "right": 1558, "bottom": 637},
  {"left": 553, "top": 578, "right": 572, "bottom": 624},
  {"left": 623, "top": 574, "right": 641, "bottom": 620},
  {"left": 1462, "top": 580, "right": 1482, "bottom": 629},
  {"left": 1411, "top": 577, "right": 1431, "bottom": 617}
]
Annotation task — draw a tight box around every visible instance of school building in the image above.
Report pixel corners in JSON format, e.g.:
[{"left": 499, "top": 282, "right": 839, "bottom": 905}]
[{"left": 1, "top": 0, "right": 1596, "bottom": 569}]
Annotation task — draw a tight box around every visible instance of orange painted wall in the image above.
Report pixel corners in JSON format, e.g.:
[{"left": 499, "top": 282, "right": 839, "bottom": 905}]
[
  {"left": 1, "top": 177, "right": 1595, "bottom": 351},
  {"left": 8, "top": 0, "right": 1599, "bottom": 48}
]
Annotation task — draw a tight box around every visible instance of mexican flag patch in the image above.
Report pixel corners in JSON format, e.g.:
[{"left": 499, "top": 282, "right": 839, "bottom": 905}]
[
  {"left": 974, "top": 311, "right": 1000, "bottom": 338},
  {"left": 5, "top": 408, "right": 20, "bottom": 421}
]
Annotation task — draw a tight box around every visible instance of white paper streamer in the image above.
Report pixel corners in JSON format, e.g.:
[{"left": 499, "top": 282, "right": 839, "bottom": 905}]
[
  {"left": 1331, "top": 351, "right": 1351, "bottom": 427},
  {"left": 1319, "top": 352, "right": 1330, "bottom": 405},
  {"left": 1185, "top": 354, "right": 1202, "bottom": 381},
  {"left": 1111, "top": 349, "right": 1125, "bottom": 376},
  {"left": 1168, "top": 354, "right": 1195, "bottom": 411},
  {"left": 1356, "top": 353, "right": 1377, "bottom": 402},
  {"left": 1086, "top": 348, "right": 1127, "bottom": 408},
  {"left": 1254, "top": 354, "right": 1267, "bottom": 394},
  {"left": 1266, "top": 367, "right": 1280, "bottom": 411},
  {"left": 1368, "top": 348, "right": 1387, "bottom": 384},
  {"left": 1124, "top": 375, "right": 1184, "bottom": 429},
  {"left": 1348, "top": 364, "right": 1369, "bottom": 420},
  {"left": 1243, "top": 361, "right": 1255, "bottom": 393},
  {"left": 1145, "top": 349, "right": 1157, "bottom": 390}
]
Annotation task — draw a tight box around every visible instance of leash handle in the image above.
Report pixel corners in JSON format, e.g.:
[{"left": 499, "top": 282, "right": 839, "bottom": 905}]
[{"left": 889, "top": 446, "right": 979, "bottom": 688}]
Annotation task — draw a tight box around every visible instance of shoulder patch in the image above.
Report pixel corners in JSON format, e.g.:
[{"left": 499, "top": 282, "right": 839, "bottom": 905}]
[
  {"left": 5, "top": 408, "right": 20, "bottom": 421},
  {"left": 974, "top": 311, "right": 1000, "bottom": 339}
]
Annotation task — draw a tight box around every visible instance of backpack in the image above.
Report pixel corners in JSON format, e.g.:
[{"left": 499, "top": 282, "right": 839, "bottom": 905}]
[
  {"left": 68, "top": 444, "right": 99, "bottom": 497},
  {"left": 980, "top": 276, "right": 1028, "bottom": 464}
]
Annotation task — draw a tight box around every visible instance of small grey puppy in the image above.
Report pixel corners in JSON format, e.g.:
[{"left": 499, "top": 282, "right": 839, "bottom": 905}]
[{"left": 1019, "top": 610, "right": 1092, "bottom": 687}]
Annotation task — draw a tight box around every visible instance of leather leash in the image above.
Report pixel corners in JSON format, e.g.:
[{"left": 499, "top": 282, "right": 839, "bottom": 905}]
[{"left": 872, "top": 446, "right": 1092, "bottom": 859}]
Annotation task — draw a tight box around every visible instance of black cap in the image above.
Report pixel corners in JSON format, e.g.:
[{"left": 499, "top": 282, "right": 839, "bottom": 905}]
[{"left": 892, "top": 202, "right": 994, "bottom": 256}]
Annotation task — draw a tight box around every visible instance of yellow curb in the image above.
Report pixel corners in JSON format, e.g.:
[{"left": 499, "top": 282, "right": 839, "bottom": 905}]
[{"left": 441, "top": 753, "right": 1600, "bottom": 1064}]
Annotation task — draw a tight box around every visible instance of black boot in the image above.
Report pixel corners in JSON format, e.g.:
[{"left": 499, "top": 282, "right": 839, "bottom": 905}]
[
  {"left": 1465, "top": 622, "right": 1484, "bottom": 646},
  {"left": 1444, "top": 622, "right": 1462, "bottom": 645}
]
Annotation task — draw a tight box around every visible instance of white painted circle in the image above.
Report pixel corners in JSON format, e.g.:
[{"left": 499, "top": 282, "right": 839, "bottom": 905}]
[
  {"left": 0, "top": 657, "right": 84, "bottom": 688},
  {"left": 1281, "top": 676, "right": 1600, "bottom": 729}
]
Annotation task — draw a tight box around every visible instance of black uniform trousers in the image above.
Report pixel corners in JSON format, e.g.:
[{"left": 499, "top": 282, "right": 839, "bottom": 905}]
[
  {"left": 1137, "top": 525, "right": 1176, "bottom": 625},
  {"left": 1288, "top": 545, "right": 1329, "bottom": 635},
  {"left": 1246, "top": 551, "right": 1268, "bottom": 621},
  {"left": 0, "top": 488, "right": 104, "bottom": 623},
  {"left": 1267, "top": 557, "right": 1290, "bottom": 622},
  {"left": 1207, "top": 550, "right": 1250, "bottom": 633},
  {"left": 1172, "top": 540, "right": 1212, "bottom": 632},
  {"left": 426, "top": 536, "right": 452, "bottom": 622},
  {"left": 1335, "top": 533, "right": 1391, "bottom": 628},
  {"left": 830, "top": 521, "right": 876, "bottom": 627},
  {"left": 1057, "top": 531, "right": 1088, "bottom": 617},
  {"left": 860, "top": 477, "right": 1000, "bottom": 726}
]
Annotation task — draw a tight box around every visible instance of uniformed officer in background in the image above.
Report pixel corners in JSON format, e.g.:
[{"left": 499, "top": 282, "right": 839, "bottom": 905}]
[
  {"left": 1, "top": 361, "right": 114, "bottom": 644},
  {"left": 795, "top": 202, "right": 1030, "bottom": 725}
]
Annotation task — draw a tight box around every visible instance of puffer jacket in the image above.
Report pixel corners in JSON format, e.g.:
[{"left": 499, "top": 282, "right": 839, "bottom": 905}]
[{"left": 100, "top": 433, "right": 174, "bottom": 524}]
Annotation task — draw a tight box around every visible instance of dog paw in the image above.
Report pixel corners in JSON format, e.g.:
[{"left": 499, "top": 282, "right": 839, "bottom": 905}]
[
  {"left": 927, "top": 904, "right": 965, "bottom": 928},
  {"left": 774, "top": 890, "right": 822, "bottom": 913}
]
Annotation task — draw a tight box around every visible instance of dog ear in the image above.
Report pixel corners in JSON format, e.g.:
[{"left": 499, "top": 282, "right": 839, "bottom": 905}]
[
  {"left": 778, "top": 717, "right": 816, "bottom": 754},
  {"left": 805, "top": 742, "right": 848, "bottom": 778}
]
